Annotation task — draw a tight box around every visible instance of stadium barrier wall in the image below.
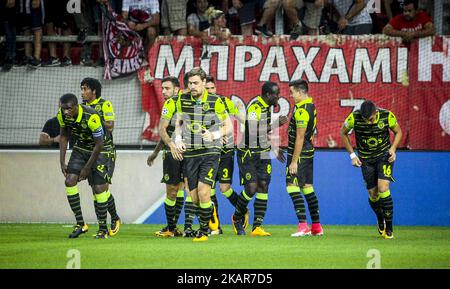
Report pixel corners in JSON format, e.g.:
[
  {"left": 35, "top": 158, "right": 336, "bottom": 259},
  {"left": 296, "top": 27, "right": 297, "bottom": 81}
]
[{"left": 1, "top": 150, "right": 449, "bottom": 226}]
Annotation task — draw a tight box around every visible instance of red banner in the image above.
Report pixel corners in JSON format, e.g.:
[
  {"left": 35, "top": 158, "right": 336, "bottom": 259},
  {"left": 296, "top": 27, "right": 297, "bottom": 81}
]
[{"left": 142, "top": 35, "right": 450, "bottom": 150}]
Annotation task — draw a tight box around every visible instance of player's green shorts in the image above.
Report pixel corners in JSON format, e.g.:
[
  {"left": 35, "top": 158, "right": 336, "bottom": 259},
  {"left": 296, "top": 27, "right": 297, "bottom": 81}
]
[
  {"left": 237, "top": 149, "right": 272, "bottom": 185},
  {"left": 161, "top": 149, "right": 183, "bottom": 185},
  {"left": 285, "top": 155, "right": 314, "bottom": 187},
  {"left": 216, "top": 150, "right": 235, "bottom": 184},
  {"left": 361, "top": 152, "right": 395, "bottom": 189},
  {"left": 183, "top": 153, "right": 220, "bottom": 191},
  {"left": 67, "top": 148, "right": 115, "bottom": 185}
]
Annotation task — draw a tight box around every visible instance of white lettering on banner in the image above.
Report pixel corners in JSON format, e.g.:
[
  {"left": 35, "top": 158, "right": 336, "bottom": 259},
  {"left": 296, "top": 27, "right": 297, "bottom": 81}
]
[
  {"left": 340, "top": 98, "right": 366, "bottom": 111},
  {"left": 320, "top": 49, "right": 349, "bottom": 83},
  {"left": 153, "top": 43, "right": 409, "bottom": 84},
  {"left": 260, "top": 46, "right": 289, "bottom": 82},
  {"left": 353, "top": 48, "right": 391, "bottom": 83},
  {"left": 397, "top": 47, "right": 408, "bottom": 83},
  {"left": 66, "top": 0, "right": 81, "bottom": 14},
  {"left": 234, "top": 46, "right": 263, "bottom": 81},
  {"left": 155, "top": 45, "right": 194, "bottom": 79},
  {"left": 112, "top": 58, "right": 143, "bottom": 76},
  {"left": 291, "top": 47, "right": 320, "bottom": 82},
  {"left": 418, "top": 37, "right": 450, "bottom": 82}
]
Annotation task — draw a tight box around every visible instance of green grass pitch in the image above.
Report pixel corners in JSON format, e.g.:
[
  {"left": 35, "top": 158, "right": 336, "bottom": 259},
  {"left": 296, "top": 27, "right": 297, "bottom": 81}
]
[{"left": 0, "top": 224, "right": 449, "bottom": 269}]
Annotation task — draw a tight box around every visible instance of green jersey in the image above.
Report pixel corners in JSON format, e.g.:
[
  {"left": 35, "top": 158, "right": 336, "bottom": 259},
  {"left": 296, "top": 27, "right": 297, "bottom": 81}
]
[{"left": 287, "top": 97, "right": 316, "bottom": 159}]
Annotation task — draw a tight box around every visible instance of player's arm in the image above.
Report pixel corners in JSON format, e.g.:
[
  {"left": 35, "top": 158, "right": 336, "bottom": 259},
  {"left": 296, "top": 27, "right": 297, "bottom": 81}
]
[
  {"left": 289, "top": 108, "right": 308, "bottom": 175},
  {"left": 388, "top": 112, "right": 402, "bottom": 163},
  {"left": 147, "top": 140, "right": 163, "bottom": 167},
  {"left": 340, "top": 113, "right": 361, "bottom": 167},
  {"left": 102, "top": 101, "right": 115, "bottom": 133},
  {"left": 79, "top": 114, "right": 104, "bottom": 180},
  {"left": 202, "top": 98, "right": 232, "bottom": 142}
]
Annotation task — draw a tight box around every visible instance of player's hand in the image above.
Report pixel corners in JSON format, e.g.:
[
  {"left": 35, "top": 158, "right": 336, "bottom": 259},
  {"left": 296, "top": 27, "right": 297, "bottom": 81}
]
[
  {"left": 388, "top": 148, "right": 396, "bottom": 163},
  {"left": 279, "top": 115, "right": 289, "bottom": 126},
  {"left": 147, "top": 153, "right": 157, "bottom": 167},
  {"left": 60, "top": 163, "right": 68, "bottom": 177},
  {"left": 53, "top": 135, "right": 60, "bottom": 143},
  {"left": 276, "top": 149, "right": 286, "bottom": 163},
  {"left": 170, "top": 142, "right": 184, "bottom": 161},
  {"left": 351, "top": 156, "right": 362, "bottom": 167},
  {"left": 288, "top": 161, "right": 298, "bottom": 175},
  {"left": 79, "top": 167, "right": 90, "bottom": 181},
  {"left": 202, "top": 129, "right": 214, "bottom": 142}
]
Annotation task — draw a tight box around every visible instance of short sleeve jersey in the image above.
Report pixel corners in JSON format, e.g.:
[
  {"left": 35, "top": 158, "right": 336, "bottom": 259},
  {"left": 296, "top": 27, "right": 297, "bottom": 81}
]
[
  {"left": 344, "top": 108, "right": 398, "bottom": 160},
  {"left": 287, "top": 97, "right": 317, "bottom": 159}
]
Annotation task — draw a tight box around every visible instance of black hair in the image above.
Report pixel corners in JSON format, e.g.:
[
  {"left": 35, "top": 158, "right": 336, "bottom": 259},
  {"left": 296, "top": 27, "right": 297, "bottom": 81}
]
[
  {"left": 60, "top": 93, "right": 78, "bottom": 105},
  {"left": 183, "top": 72, "right": 189, "bottom": 88},
  {"left": 262, "top": 81, "right": 279, "bottom": 97},
  {"left": 288, "top": 79, "right": 308, "bottom": 93},
  {"left": 206, "top": 75, "right": 215, "bottom": 83},
  {"left": 403, "top": 0, "right": 418, "bottom": 9},
  {"left": 80, "top": 77, "right": 102, "bottom": 98},
  {"left": 162, "top": 76, "right": 180, "bottom": 88},
  {"left": 360, "top": 100, "right": 376, "bottom": 119}
]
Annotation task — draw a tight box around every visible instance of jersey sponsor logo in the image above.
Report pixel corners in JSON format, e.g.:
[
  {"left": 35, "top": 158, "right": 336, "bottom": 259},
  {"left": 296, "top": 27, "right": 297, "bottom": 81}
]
[
  {"left": 187, "top": 122, "right": 203, "bottom": 133},
  {"left": 365, "top": 137, "right": 381, "bottom": 147}
]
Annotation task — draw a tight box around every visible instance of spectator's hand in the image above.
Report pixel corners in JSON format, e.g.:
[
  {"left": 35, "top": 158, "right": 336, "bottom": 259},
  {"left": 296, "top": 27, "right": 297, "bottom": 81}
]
[
  {"left": 338, "top": 18, "right": 349, "bottom": 32},
  {"left": 128, "top": 21, "right": 137, "bottom": 30},
  {"left": 402, "top": 31, "right": 415, "bottom": 42},
  {"left": 232, "top": 0, "right": 243, "bottom": 9},
  {"left": 135, "top": 23, "right": 150, "bottom": 32}
]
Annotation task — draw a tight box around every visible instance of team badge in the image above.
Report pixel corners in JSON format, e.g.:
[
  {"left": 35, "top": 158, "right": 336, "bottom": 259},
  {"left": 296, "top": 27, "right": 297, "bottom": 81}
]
[
  {"left": 202, "top": 103, "right": 210, "bottom": 111},
  {"left": 81, "top": 123, "right": 87, "bottom": 129},
  {"left": 95, "top": 105, "right": 101, "bottom": 112},
  {"left": 377, "top": 121, "right": 385, "bottom": 129},
  {"left": 245, "top": 173, "right": 252, "bottom": 180}
]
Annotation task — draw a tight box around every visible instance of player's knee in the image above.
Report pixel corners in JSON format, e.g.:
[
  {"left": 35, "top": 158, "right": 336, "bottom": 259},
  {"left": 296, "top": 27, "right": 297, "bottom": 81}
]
[
  {"left": 245, "top": 183, "right": 258, "bottom": 196},
  {"left": 368, "top": 187, "right": 379, "bottom": 199},
  {"left": 220, "top": 183, "right": 231, "bottom": 193},
  {"left": 93, "top": 184, "right": 108, "bottom": 194},
  {"left": 65, "top": 175, "right": 78, "bottom": 187},
  {"left": 166, "top": 184, "right": 178, "bottom": 199},
  {"left": 257, "top": 180, "right": 268, "bottom": 193}
]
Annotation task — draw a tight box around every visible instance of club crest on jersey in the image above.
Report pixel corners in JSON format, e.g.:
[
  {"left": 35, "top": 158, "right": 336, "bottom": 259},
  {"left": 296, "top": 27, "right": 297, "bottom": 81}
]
[
  {"left": 377, "top": 121, "right": 385, "bottom": 129},
  {"left": 81, "top": 122, "right": 87, "bottom": 129},
  {"left": 95, "top": 105, "right": 101, "bottom": 112},
  {"left": 202, "top": 103, "right": 210, "bottom": 111}
]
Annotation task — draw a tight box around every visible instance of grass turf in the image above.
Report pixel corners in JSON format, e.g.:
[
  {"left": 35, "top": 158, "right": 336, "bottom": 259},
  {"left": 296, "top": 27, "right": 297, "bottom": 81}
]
[{"left": 0, "top": 224, "right": 449, "bottom": 269}]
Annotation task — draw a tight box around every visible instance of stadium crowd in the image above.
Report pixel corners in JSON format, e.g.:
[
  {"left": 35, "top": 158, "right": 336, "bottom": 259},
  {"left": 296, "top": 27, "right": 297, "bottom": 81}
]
[{"left": 0, "top": 0, "right": 437, "bottom": 72}]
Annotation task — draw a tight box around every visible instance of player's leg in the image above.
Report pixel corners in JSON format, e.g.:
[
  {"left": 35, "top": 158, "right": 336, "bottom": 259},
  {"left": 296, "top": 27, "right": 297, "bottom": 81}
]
[
  {"left": 285, "top": 155, "right": 309, "bottom": 237},
  {"left": 193, "top": 154, "right": 220, "bottom": 241},
  {"left": 362, "top": 159, "right": 385, "bottom": 235},
  {"left": 183, "top": 178, "right": 197, "bottom": 237},
  {"left": 250, "top": 155, "right": 271, "bottom": 236},
  {"left": 65, "top": 149, "right": 88, "bottom": 238},
  {"left": 219, "top": 152, "right": 239, "bottom": 207},
  {"left": 173, "top": 182, "right": 185, "bottom": 231},
  {"left": 91, "top": 182, "right": 110, "bottom": 239},
  {"left": 377, "top": 158, "right": 395, "bottom": 239},
  {"left": 299, "top": 158, "right": 322, "bottom": 236},
  {"left": 105, "top": 150, "right": 120, "bottom": 236}
]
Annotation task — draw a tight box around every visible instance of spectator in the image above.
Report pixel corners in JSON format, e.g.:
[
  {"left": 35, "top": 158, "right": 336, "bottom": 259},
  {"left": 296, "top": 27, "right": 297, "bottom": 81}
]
[
  {"left": 42, "top": 0, "right": 73, "bottom": 67},
  {"left": 384, "top": 0, "right": 405, "bottom": 20},
  {"left": 255, "top": 0, "right": 303, "bottom": 40},
  {"left": 73, "top": 0, "right": 99, "bottom": 66},
  {"left": 122, "top": 0, "right": 160, "bottom": 53},
  {"left": 19, "top": 0, "right": 44, "bottom": 67},
  {"left": 204, "top": 7, "right": 231, "bottom": 41},
  {"left": 187, "top": 0, "right": 210, "bottom": 41},
  {"left": 301, "top": 0, "right": 324, "bottom": 35},
  {"left": 160, "top": 0, "right": 187, "bottom": 36},
  {"left": 39, "top": 116, "right": 74, "bottom": 149},
  {"left": 383, "top": 0, "right": 434, "bottom": 43},
  {"left": 1, "top": 0, "right": 17, "bottom": 72},
  {"left": 330, "top": 0, "right": 373, "bottom": 35},
  {"left": 232, "top": 0, "right": 264, "bottom": 36}
]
